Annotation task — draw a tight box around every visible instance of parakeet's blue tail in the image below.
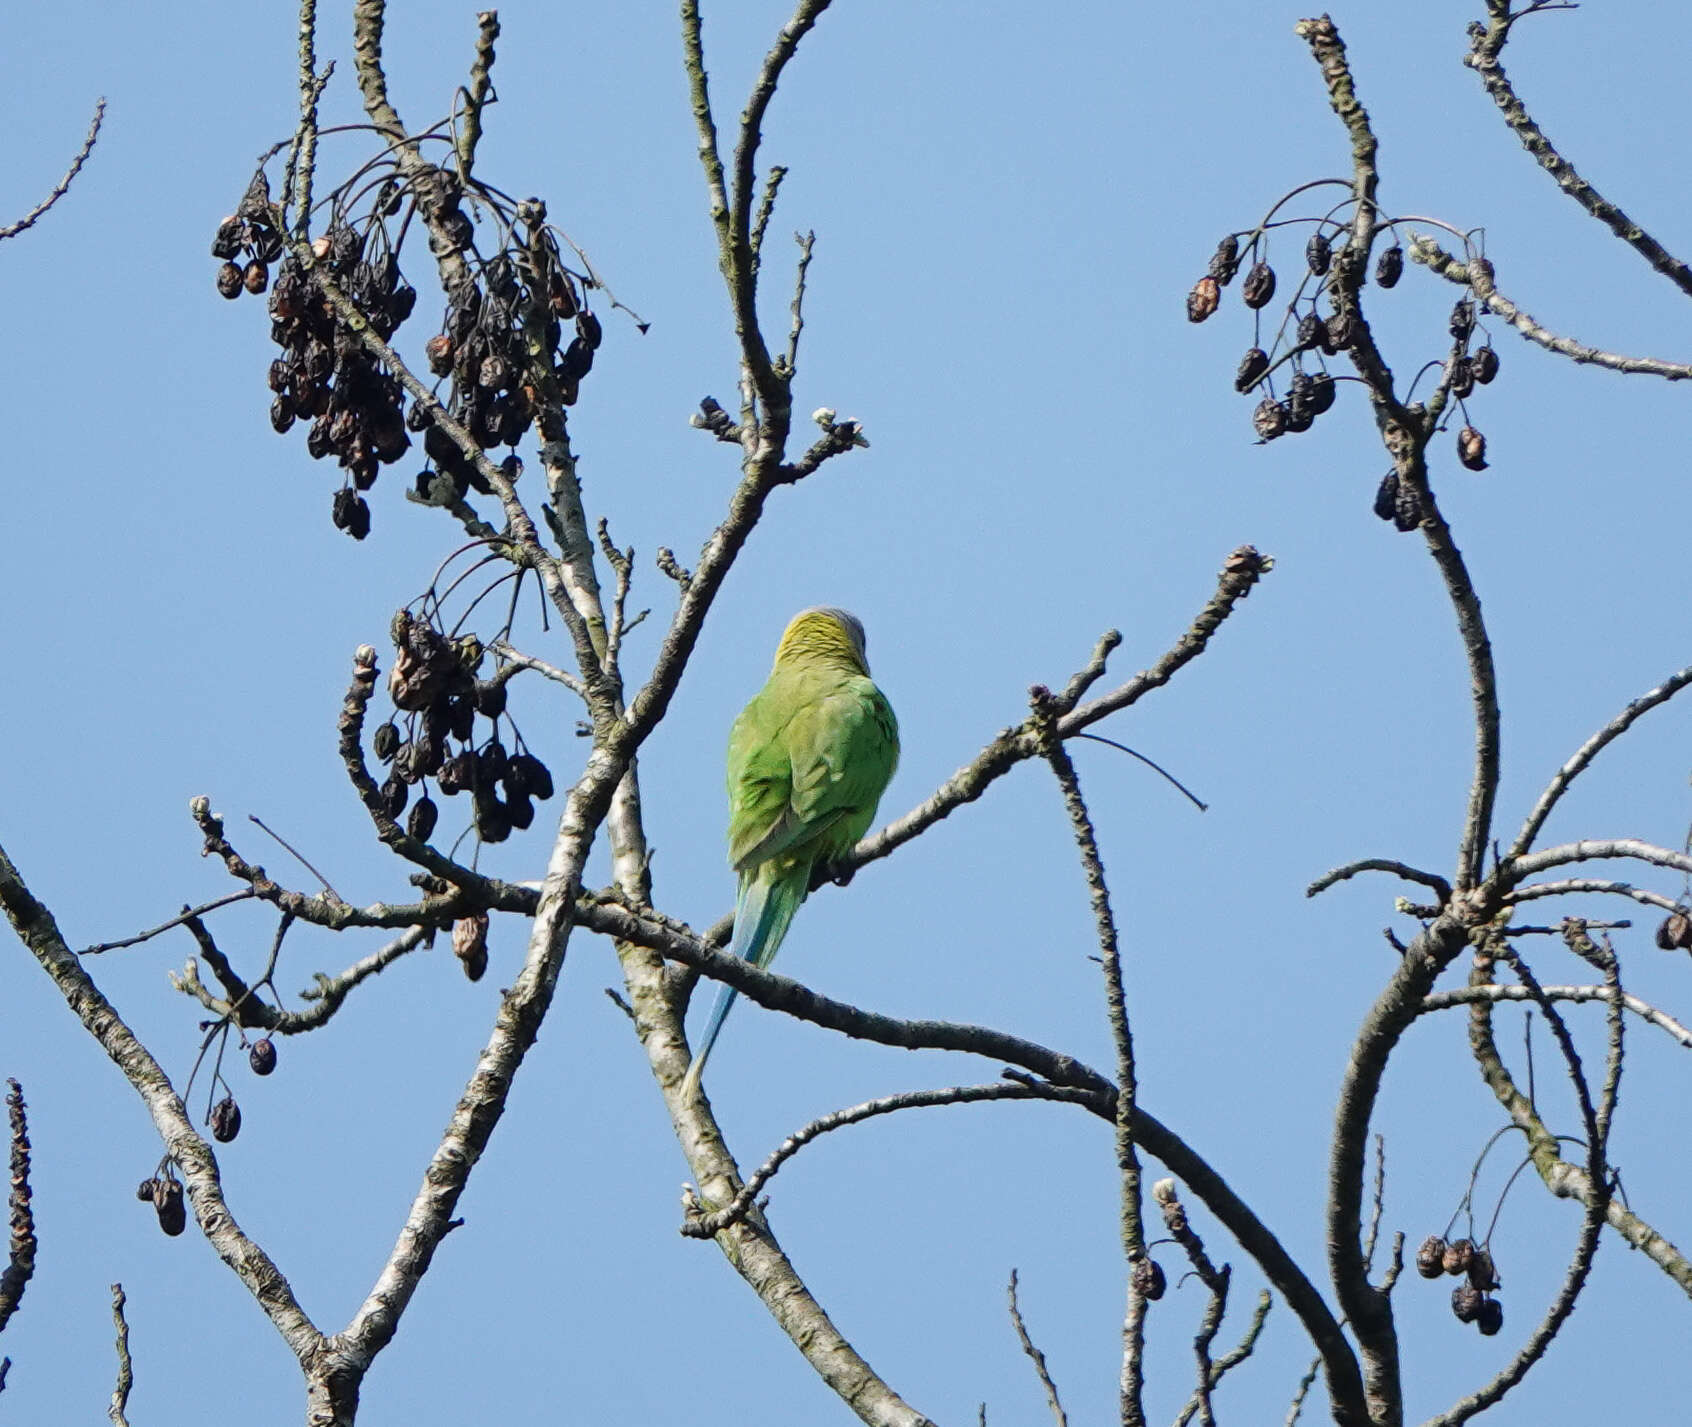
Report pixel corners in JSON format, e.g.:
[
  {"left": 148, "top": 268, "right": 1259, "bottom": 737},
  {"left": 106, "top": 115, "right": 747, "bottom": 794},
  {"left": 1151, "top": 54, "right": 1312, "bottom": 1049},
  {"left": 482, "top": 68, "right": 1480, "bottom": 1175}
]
[{"left": 680, "top": 868, "right": 805, "bottom": 1098}]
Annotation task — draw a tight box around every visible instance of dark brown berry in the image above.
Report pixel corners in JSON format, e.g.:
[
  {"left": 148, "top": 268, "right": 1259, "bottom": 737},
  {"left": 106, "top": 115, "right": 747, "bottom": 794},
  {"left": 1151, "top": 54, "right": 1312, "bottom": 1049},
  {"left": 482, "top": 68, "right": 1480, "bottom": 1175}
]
[
  {"left": 209, "top": 1095, "right": 242, "bottom": 1143},
  {"left": 1187, "top": 276, "right": 1221, "bottom": 323},
  {"left": 331, "top": 487, "right": 371, "bottom": 540},
  {"left": 249, "top": 1038, "right": 277, "bottom": 1076},
  {"left": 269, "top": 395, "right": 296, "bottom": 435},
  {"left": 425, "top": 334, "right": 455, "bottom": 376},
  {"left": 453, "top": 912, "right": 489, "bottom": 981},
  {"left": 1416, "top": 1235, "right": 1447, "bottom": 1279},
  {"left": 1304, "top": 372, "right": 1336, "bottom": 415},
  {"left": 1242, "top": 261, "right": 1276, "bottom": 309},
  {"left": 373, "top": 721, "right": 400, "bottom": 763},
  {"left": 510, "top": 753, "right": 554, "bottom": 801},
  {"left": 1252, "top": 398, "right": 1288, "bottom": 441},
  {"left": 1656, "top": 911, "right": 1692, "bottom": 950},
  {"left": 1234, "top": 347, "right": 1270, "bottom": 393},
  {"left": 1471, "top": 346, "right": 1499, "bottom": 384},
  {"left": 1132, "top": 1258, "right": 1166, "bottom": 1301},
  {"left": 1373, "top": 471, "right": 1400, "bottom": 523},
  {"left": 1451, "top": 1284, "right": 1483, "bottom": 1323},
  {"left": 575, "top": 310, "right": 603, "bottom": 350},
  {"left": 216, "top": 261, "right": 244, "bottom": 299},
  {"left": 407, "top": 796, "right": 439, "bottom": 842},
  {"left": 473, "top": 791, "right": 512, "bottom": 844},
  {"left": 438, "top": 750, "right": 474, "bottom": 796},
  {"left": 1295, "top": 312, "right": 1325, "bottom": 352},
  {"left": 1208, "top": 234, "right": 1240, "bottom": 285},
  {"left": 242, "top": 260, "right": 270, "bottom": 296},
  {"left": 211, "top": 216, "right": 245, "bottom": 260},
  {"left": 1476, "top": 1296, "right": 1503, "bottom": 1336},
  {"left": 1449, "top": 357, "right": 1475, "bottom": 400},
  {"left": 1375, "top": 245, "right": 1403, "bottom": 288},
  {"left": 153, "top": 1177, "right": 187, "bottom": 1236},
  {"left": 1467, "top": 1246, "right": 1498, "bottom": 1292},
  {"left": 1442, "top": 1238, "right": 1475, "bottom": 1276},
  {"left": 1457, "top": 425, "right": 1488, "bottom": 471},
  {"left": 1325, "top": 310, "right": 1359, "bottom": 351},
  {"left": 1305, "top": 231, "right": 1333, "bottom": 276},
  {"left": 1449, "top": 299, "right": 1475, "bottom": 343},
  {"left": 137, "top": 1177, "right": 158, "bottom": 1203},
  {"left": 380, "top": 774, "right": 409, "bottom": 817},
  {"left": 473, "top": 679, "right": 508, "bottom": 718}
]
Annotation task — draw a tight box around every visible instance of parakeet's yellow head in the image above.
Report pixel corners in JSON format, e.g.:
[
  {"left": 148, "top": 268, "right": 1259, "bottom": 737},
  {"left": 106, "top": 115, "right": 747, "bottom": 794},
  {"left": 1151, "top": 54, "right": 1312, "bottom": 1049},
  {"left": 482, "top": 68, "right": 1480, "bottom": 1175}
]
[{"left": 773, "top": 607, "right": 870, "bottom": 675}]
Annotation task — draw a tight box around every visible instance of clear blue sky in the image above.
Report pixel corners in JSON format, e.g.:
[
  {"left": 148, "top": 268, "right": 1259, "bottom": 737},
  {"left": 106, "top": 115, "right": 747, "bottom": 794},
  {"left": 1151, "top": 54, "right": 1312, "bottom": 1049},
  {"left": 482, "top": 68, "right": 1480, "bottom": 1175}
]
[{"left": 2, "top": 2, "right": 1690, "bottom": 1422}]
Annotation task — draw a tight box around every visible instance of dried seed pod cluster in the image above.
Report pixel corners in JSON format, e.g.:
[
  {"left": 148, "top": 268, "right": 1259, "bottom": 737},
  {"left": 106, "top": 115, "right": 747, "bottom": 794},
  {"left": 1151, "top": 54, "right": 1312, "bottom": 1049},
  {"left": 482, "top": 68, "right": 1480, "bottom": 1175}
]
[
  {"left": 215, "top": 151, "right": 601, "bottom": 541},
  {"left": 1188, "top": 223, "right": 1360, "bottom": 448},
  {"left": 375, "top": 609, "right": 555, "bottom": 848},
  {"left": 1416, "top": 1235, "right": 1503, "bottom": 1335},
  {"left": 1189, "top": 209, "right": 1506, "bottom": 523}
]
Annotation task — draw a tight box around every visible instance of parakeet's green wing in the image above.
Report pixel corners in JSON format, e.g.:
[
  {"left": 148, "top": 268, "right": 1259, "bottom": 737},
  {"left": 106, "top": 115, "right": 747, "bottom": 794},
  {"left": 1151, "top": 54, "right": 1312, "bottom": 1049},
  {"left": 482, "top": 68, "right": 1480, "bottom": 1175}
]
[{"left": 728, "top": 672, "right": 899, "bottom": 873}]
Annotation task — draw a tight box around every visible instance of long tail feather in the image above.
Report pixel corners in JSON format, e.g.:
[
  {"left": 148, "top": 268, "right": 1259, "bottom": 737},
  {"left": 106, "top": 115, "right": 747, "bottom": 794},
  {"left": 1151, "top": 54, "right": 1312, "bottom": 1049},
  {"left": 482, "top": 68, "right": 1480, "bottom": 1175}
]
[{"left": 681, "top": 868, "right": 806, "bottom": 1098}]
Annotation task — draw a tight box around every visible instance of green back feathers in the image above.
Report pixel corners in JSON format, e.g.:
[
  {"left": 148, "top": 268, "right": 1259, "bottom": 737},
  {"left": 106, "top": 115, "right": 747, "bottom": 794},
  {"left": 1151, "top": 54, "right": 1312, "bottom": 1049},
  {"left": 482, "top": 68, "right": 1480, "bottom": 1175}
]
[{"left": 726, "top": 610, "right": 898, "bottom": 877}]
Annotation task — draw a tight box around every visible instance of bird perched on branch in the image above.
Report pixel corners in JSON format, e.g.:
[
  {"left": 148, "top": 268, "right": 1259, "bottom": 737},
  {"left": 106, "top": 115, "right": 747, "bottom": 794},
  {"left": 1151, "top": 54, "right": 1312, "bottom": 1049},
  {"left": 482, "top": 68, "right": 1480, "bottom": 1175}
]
[{"left": 681, "top": 608, "right": 899, "bottom": 1098}]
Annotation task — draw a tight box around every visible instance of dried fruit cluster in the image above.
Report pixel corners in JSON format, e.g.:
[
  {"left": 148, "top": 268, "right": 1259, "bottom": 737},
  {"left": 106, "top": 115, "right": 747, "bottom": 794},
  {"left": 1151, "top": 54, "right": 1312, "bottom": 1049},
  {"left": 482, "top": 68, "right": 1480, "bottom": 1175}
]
[
  {"left": 215, "top": 171, "right": 419, "bottom": 539},
  {"left": 375, "top": 609, "right": 555, "bottom": 848},
  {"left": 214, "top": 156, "right": 601, "bottom": 541},
  {"left": 1189, "top": 217, "right": 1503, "bottom": 529},
  {"left": 412, "top": 195, "right": 601, "bottom": 513},
  {"left": 1415, "top": 1234, "right": 1504, "bottom": 1336}
]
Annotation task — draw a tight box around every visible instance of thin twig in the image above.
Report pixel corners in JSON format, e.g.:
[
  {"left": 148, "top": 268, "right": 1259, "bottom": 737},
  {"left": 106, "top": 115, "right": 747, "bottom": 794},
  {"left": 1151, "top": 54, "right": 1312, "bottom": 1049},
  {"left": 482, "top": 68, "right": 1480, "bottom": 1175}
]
[
  {"left": 0, "top": 98, "right": 105, "bottom": 241},
  {"left": 682, "top": 1083, "right": 1085, "bottom": 1238},
  {"left": 80, "top": 890, "right": 260, "bottom": 955},
  {"left": 1306, "top": 859, "right": 1452, "bottom": 902},
  {"left": 1008, "top": 1271, "right": 1069, "bottom": 1427},
  {"left": 1509, "top": 661, "right": 1692, "bottom": 858},
  {"left": 1173, "top": 1291, "right": 1273, "bottom": 1427},
  {"left": 1504, "top": 879, "right": 1678, "bottom": 913},
  {"left": 107, "top": 1284, "right": 133, "bottom": 1427},
  {"left": 249, "top": 816, "right": 343, "bottom": 901},
  {"left": 1425, "top": 982, "right": 1692, "bottom": 1049},
  {"left": 1465, "top": 8, "right": 1692, "bottom": 297}
]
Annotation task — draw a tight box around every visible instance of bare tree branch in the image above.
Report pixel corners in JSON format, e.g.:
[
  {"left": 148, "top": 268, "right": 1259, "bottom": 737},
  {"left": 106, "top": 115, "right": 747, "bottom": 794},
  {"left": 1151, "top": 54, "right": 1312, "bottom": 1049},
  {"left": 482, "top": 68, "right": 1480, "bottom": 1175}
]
[
  {"left": 1465, "top": 4, "right": 1692, "bottom": 297},
  {"left": 1426, "top": 982, "right": 1692, "bottom": 1050},
  {"left": 0, "top": 98, "right": 104, "bottom": 241},
  {"left": 0, "top": 1082, "right": 35, "bottom": 1338},
  {"left": 1411, "top": 236, "right": 1692, "bottom": 379},
  {"left": 1509, "top": 661, "right": 1692, "bottom": 858},
  {"left": 1307, "top": 859, "right": 1452, "bottom": 902},
  {"left": 1033, "top": 686, "right": 1147, "bottom": 1427},
  {"left": 0, "top": 844, "right": 327, "bottom": 1367},
  {"left": 1507, "top": 839, "right": 1692, "bottom": 884}
]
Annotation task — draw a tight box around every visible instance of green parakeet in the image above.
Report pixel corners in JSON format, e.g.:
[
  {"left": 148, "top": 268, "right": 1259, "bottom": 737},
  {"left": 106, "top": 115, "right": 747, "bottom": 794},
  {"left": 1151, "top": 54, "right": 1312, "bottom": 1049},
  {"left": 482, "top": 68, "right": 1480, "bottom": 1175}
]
[{"left": 681, "top": 608, "right": 899, "bottom": 1097}]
